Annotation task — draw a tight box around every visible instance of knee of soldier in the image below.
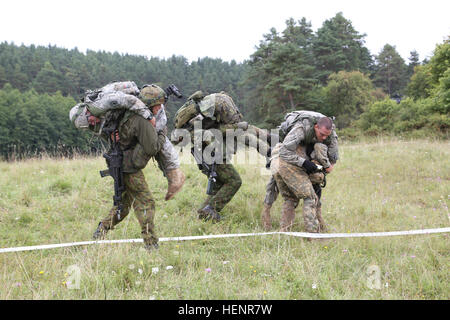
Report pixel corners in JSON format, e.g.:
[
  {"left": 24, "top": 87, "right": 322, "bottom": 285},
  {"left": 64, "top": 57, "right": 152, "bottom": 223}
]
[
  {"left": 229, "top": 174, "right": 242, "bottom": 192},
  {"left": 137, "top": 194, "right": 155, "bottom": 210}
]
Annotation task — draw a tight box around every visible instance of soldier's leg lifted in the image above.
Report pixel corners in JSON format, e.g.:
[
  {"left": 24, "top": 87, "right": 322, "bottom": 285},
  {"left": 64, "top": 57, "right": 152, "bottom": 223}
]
[{"left": 154, "top": 137, "right": 185, "bottom": 201}]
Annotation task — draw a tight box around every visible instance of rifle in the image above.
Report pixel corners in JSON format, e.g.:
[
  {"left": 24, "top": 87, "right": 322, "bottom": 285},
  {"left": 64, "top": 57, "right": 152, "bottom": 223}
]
[
  {"left": 191, "top": 147, "right": 217, "bottom": 195},
  {"left": 206, "top": 152, "right": 218, "bottom": 196},
  {"left": 99, "top": 112, "right": 125, "bottom": 220}
]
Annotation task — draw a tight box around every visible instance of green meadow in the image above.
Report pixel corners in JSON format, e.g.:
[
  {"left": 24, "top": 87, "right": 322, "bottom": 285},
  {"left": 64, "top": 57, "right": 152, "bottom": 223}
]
[{"left": 0, "top": 138, "right": 448, "bottom": 299}]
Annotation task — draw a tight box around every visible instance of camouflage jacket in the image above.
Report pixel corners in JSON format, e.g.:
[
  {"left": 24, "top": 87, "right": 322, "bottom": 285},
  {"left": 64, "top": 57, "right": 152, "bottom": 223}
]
[
  {"left": 186, "top": 92, "right": 243, "bottom": 162},
  {"left": 279, "top": 117, "right": 339, "bottom": 168},
  {"left": 118, "top": 111, "right": 165, "bottom": 173},
  {"left": 212, "top": 93, "right": 243, "bottom": 125}
]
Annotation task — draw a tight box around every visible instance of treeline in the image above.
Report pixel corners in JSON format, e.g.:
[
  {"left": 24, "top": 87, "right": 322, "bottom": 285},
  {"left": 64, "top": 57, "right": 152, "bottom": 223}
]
[
  {"left": 241, "top": 13, "right": 448, "bottom": 131},
  {"left": 0, "top": 41, "right": 246, "bottom": 158},
  {"left": 0, "top": 12, "right": 448, "bottom": 158},
  {"left": 0, "top": 85, "right": 97, "bottom": 159},
  {"left": 0, "top": 41, "right": 246, "bottom": 118}
]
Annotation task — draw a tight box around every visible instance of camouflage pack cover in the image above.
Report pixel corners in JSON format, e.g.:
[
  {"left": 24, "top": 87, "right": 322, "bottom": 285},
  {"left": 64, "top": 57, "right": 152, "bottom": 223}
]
[
  {"left": 85, "top": 91, "right": 151, "bottom": 119},
  {"left": 280, "top": 110, "right": 327, "bottom": 136},
  {"left": 100, "top": 81, "right": 140, "bottom": 96},
  {"left": 81, "top": 81, "right": 151, "bottom": 119},
  {"left": 83, "top": 81, "right": 140, "bottom": 103}
]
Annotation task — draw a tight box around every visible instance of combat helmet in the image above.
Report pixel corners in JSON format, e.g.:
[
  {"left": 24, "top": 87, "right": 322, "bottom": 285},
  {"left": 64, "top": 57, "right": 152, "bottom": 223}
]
[{"left": 139, "top": 84, "right": 167, "bottom": 107}]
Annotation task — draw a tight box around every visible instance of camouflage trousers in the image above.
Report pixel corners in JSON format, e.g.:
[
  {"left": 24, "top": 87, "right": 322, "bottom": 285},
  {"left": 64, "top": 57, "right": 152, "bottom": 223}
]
[
  {"left": 199, "top": 163, "right": 242, "bottom": 213},
  {"left": 264, "top": 143, "right": 327, "bottom": 205},
  {"left": 271, "top": 158, "right": 320, "bottom": 233},
  {"left": 100, "top": 170, "right": 158, "bottom": 245}
]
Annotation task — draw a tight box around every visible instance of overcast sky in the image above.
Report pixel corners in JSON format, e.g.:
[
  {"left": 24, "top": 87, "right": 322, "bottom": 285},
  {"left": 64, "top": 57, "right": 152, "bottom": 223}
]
[{"left": 1, "top": 0, "right": 449, "bottom": 63}]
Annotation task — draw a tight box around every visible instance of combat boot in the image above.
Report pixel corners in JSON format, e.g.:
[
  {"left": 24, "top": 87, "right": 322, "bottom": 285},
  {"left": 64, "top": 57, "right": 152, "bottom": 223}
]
[
  {"left": 92, "top": 222, "right": 108, "bottom": 240},
  {"left": 280, "top": 200, "right": 296, "bottom": 232},
  {"left": 261, "top": 203, "right": 272, "bottom": 231},
  {"left": 165, "top": 168, "right": 186, "bottom": 201},
  {"left": 198, "top": 205, "right": 221, "bottom": 223}
]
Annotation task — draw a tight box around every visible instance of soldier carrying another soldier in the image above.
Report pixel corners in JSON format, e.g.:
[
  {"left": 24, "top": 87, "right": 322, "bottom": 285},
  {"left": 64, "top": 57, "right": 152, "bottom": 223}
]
[
  {"left": 263, "top": 111, "right": 339, "bottom": 234},
  {"left": 69, "top": 82, "right": 184, "bottom": 251},
  {"left": 172, "top": 90, "right": 274, "bottom": 222}
]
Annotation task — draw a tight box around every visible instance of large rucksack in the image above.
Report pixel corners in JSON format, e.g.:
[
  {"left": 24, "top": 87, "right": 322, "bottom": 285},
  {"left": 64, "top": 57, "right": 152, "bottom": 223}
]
[
  {"left": 83, "top": 81, "right": 140, "bottom": 102},
  {"left": 82, "top": 81, "right": 152, "bottom": 120},
  {"left": 280, "top": 111, "right": 325, "bottom": 135}
]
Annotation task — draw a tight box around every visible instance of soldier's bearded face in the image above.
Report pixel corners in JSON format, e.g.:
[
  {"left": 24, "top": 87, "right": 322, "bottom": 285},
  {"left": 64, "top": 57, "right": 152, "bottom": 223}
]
[{"left": 314, "top": 125, "right": 331, "bottom": 142}]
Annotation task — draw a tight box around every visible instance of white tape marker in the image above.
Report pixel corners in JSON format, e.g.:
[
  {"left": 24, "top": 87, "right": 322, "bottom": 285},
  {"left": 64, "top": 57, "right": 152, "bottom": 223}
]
[
  {"left": 282, "top": 227, "right": 450, "bottom": 239},
  {"left": 0, "top": 232, "right": 279, "bottom": 254},
  {"left": 0, "top": 228, "right": 448, "bottom": 254}
]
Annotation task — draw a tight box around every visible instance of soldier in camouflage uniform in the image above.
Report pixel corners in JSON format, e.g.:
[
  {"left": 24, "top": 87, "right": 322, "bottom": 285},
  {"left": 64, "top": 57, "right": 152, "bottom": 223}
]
[
  {"left": 262, "top": 142, "right": 332, "bottom": 231},
  {"left": 266, "top": 114, "right": 338, "bottom": 233},
  {"left": 97, "top": 110, "right": 165, "bottom": 250},
  {"left": 70, "top": 82, "right": 185, "bottom": 202},
  {"left": 173, "top": 91, "right": 272, "bottom": 222},
  {"left": 70, "top": 105, "right": 165, "bottom": 250}
]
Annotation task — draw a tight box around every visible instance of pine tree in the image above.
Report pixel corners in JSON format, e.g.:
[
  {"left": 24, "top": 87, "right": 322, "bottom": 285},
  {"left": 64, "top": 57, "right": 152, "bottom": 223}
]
[
  {"left": 313, "top": 12, "right": 373, "bottom": 84},
  {"left": 407, "top": 50, "right": 420, "bottom": 79},
  {"left": 373, "top": 44, "right": 408, "bottom": 96}
]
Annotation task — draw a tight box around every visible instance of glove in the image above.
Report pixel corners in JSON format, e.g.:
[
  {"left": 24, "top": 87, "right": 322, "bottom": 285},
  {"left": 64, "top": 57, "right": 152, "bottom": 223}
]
[{"left": 302, "top": 159, "right": 318, "bottom": 174}]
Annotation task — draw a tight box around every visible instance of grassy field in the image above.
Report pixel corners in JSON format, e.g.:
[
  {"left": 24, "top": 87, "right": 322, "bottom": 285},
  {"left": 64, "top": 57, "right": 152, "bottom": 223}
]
[{"left": 0, "top": 138, "right": 448, "bottom": 299}]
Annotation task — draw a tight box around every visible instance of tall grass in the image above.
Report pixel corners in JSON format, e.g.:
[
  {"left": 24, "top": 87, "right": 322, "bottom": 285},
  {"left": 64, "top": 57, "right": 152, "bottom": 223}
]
[{"left": 0, "top": 138, "right": 448, "bottom": 299}]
